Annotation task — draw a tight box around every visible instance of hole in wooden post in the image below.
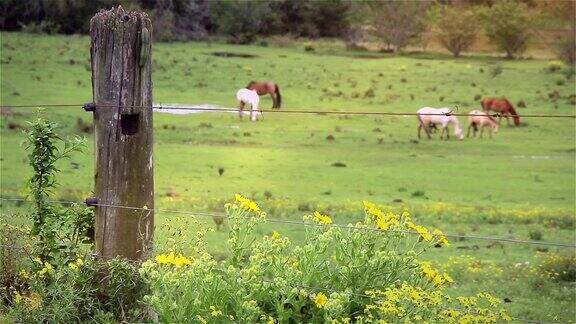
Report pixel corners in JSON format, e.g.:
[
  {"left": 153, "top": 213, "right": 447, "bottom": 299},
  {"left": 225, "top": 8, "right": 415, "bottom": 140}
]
[{"left": 121, "top": 114, "right": 140, "bottom": 135}]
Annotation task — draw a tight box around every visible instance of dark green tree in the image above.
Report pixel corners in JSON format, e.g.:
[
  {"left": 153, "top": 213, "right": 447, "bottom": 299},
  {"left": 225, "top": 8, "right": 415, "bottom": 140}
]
[
  {"left": 481, "top": 0, "right": 532, "bottom": 59},
  {"left": 211, "top": 0, "right": 272, "bottom": 44}
]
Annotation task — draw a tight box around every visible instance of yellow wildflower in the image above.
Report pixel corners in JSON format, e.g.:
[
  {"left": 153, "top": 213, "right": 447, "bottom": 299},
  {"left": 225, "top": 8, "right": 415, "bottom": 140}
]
[
  {"left": 196, "top": 315, "right": 208, "bottom": 324},
  {"left": 271, "top": 231, "right": 281, "bottom": 240},
  {"left": 14, "top": 291, "right": 22, "bottom": 304},
  {"left": 409, "top": 223, "right": 433, "bottom": 242},
  {"left": 234, "top": 193, "right": 260, "bottom": 212},
  {"left": 155, "top": 252, "right": 193, "bottom": 267},
  {"left": 38, "top": 262, "right": 54, "bottom": 277},
  {"left": 479, "top": 292, "right": 501, "bottom": 307},
  {"left": 313, "top": 211, "right": 333, "bottom": 225},
  {"left": 210, "top": 306, "right": 222, "bottom": 317},
  {"left": 384, "top": 288, "right": 401, "bottom": 302},
  {"left": 500, "top": 309, "right": 512, "bottom": 321},
  {"left": 375, "top": 212, "right": 399, "bottom": 230},
  {"left": 433, "top": 229, "right": 450, "bottom": 246},
  {"left": 313, "top": 292, "right": 328, "bottom": 308},
  {"left": 19, "top": 270, "right": 30, "bottom": 279}
]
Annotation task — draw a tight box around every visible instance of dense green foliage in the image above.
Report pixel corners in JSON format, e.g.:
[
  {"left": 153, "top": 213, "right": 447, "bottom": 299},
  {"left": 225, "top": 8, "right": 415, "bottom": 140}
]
[
  {"left": 480, "top": 0, "right": 532, "bottom": 58},
  {"left": 429, "top": 6, "right": 479, "bottom": 57}
]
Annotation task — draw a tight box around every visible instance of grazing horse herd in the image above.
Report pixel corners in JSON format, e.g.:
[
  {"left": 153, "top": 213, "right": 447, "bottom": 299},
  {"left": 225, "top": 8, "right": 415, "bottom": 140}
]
[
  {"left": 236, "top": 81, "right": 520, "bottom": 140},
  {"left": 416, "top": 97, "right": 520, "bottom": 141}
]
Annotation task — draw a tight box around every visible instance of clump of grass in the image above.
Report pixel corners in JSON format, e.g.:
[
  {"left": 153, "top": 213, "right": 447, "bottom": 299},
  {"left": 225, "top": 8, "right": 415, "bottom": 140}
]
[
  {"left": 75, "top": 117, "right": 92, "bottom": 134},
  {"left": 7, "top": 122, "right": 20, "bottom": 130},
  {"left": 326, "top": 134, "right": 335, "bottom": 141},
  {"left": 517, "top": 99, "right": 527, "bottom": 108},
  {"left": 474, "top": 94, "right": 482, "bottom": 101},
  {"left": 528, "top": 230, "right": 543, "bottom": 241},
  {"left": 364, "top": 88, "right": 375, "bottom": 98},
  {"left": 411, "top": 190, "right": 426, "bottom": 198},
  {"left": 297, "top": 202, "right": 312, "bottom": 211},
  {"left": 489, "top": 64, "right": 503, "bottom": 78},
  {"left": 545, "top": 60, "right": 565, "bottom": 73},
  {"left": 548, "top": 90, "right": 561, "bottom": 102},
  {"left": 331, "top": 162, "right": 347, "bottom": 167},
  {"left": 538, "top": 254, "right": 576, "bottom": 282}
]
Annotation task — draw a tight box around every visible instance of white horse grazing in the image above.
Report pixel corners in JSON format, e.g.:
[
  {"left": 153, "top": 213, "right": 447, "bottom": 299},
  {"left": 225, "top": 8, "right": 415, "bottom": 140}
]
[
  {"left": 236, "top": 88, "right": 262, "bottom": 121},
  {"left": 417, "top": 107, "right": 464, "bottom": 140},
  {"left": 467, "top": 110, "right": 499, "bottom": 139}
]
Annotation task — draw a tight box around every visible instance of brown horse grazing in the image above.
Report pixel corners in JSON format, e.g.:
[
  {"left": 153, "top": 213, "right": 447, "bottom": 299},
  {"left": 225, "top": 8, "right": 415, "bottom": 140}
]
[
  {"left": 481, "top": 97, "right": 520, "bottom": 126},
  {"left": 246, "top": 80, "right": 282, "bottom": 109}
]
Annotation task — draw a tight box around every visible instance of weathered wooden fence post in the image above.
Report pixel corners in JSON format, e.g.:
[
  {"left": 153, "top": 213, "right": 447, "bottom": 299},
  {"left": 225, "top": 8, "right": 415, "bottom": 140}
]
[{"left": 89, "top": 6, "right": 154, "bottom": 261}]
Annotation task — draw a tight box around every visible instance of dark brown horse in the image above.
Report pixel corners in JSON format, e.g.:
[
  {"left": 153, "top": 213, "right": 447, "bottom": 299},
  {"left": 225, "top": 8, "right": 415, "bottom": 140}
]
[
  {"left": 246, "top": 80, "right": 282, "bottom": 109},
  {"left": 481, "top": 97, "right": 520, "bottom": 126}
]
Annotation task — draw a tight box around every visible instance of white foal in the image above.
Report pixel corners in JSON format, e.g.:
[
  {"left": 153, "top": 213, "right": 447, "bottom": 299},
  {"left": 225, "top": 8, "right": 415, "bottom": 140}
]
[{"left": 236, "top": 88, "right": 262, "bottom": 121}]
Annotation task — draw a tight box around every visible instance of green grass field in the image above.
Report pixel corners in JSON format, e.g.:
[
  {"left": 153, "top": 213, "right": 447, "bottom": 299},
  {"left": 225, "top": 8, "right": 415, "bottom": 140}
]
[{"left": 1, "top": 32, "right": 575, "bottom": 321}]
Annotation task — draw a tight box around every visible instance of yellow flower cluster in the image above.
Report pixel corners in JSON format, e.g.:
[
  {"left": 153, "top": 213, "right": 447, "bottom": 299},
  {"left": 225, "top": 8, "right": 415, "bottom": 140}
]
[
  {"left": 210, "top": 305, "right": 222, "bottom": 317},
  {"left": 407, "top": 221, "right": 433, "bottom": 241},
  {"left": 363, "top": 201, "right": 399, "bottom": 230},
  {"left": 432, "top": 229, "right": 450, "bottom": 246},
  {"left": 235, "top": 194, "right": 260, "bottom": 212},
  {"left": 155, "top": 252, "right": 193, "bottom": 267},
  {"left": 420, "top": 261, "right": 454, "bottom": 287},
  {"left": 364, "top": 283, "right": 510, "bottom": 323},
  {"left": 313, "top": 292, "right": 328, "bottom": 308},
  {"left": 313, "top": 211, "right": 333, "bottom": 225},
  {"left": 271, "top": 231, "right": 281, "bottom": 240},
  {"left": 443, "top": 255, "right": 503, "bottom": 275},
  {"left": 68, "top": 257, "right": 84, "bottom": 270},
  {"left": 537, "top": 254, "right": 576, "bottom": 281},
  {"left": 260, "top": 315, "right": 275, "bottom": 324},
  {"left": 12, "top": 287, "right": 42, "bottom": 310},
  {"left": 37, "top": 261, "right": 54, "bottom": 277}
]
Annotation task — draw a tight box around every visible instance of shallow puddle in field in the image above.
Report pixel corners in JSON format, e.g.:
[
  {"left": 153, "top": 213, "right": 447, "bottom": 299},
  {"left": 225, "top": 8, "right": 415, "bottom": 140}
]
[
  {"left": 153, "top": 103, "right": 234, "bottom": 115},
  {"left": 511, "top": 155, "right": 572, "bottom": 160}
]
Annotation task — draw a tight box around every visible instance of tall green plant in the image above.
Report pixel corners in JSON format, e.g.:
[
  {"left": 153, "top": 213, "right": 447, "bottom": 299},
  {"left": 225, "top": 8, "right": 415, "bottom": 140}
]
[{"left": 24, "top": 113, "right": 89, "bottom": 264}]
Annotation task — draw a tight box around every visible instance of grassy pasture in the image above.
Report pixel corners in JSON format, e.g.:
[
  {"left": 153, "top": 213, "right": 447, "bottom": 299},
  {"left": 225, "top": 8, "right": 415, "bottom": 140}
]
[{"left": 1, "top": 32, "right": 575, "bottom": 321}]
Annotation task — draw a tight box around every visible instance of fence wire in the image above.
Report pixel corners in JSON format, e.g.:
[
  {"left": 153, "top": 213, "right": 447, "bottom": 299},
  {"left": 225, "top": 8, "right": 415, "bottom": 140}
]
[
  {"left": 2, "top": 197, "right": 575, "bottom": 249},
  {"left": 1, "top": 103, "right": 575, "bottom": 119}
]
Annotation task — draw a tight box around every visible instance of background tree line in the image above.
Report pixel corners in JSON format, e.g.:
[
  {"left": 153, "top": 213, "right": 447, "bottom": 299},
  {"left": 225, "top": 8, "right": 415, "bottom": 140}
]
[{"left": 0, "top": 0, "right": 574, "bottom": 65}]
